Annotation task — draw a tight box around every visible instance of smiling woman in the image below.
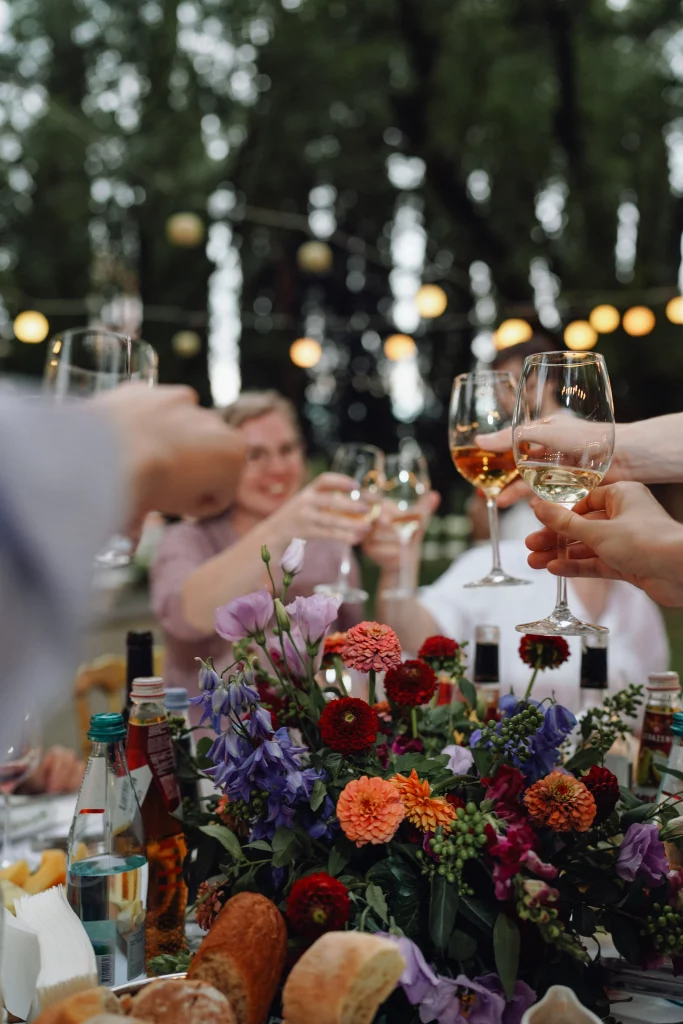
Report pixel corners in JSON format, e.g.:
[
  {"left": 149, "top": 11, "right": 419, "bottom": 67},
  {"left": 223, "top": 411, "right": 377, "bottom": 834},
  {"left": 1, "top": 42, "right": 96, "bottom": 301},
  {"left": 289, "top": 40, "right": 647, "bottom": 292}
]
[{"left": 150, "top": 391, "right": 368, "bottom": 701}]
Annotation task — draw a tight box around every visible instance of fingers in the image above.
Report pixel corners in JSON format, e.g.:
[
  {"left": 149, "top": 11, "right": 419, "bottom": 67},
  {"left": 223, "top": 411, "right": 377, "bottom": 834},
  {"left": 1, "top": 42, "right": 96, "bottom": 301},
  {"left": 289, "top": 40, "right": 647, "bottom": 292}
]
[
  {"left": 496, "top": 480, "right": 531, "bottom": 509},
  {"left": 531, "top": 554, "right": 622, "bottom": 582},
  {"left": 422, "top": 490, "right": 441, "bottom": 516},
  {"left": 474, "top": 427, "right": 512, "bottom": 452},
  {"left": 312, "top": 473, "right": 361, "bottom": 493},
  {"left": 527, "top": 542, "right": 598, "bottom": 569},
  {"left": 528, "top": 499, "right": 601, "bottom": 545}
]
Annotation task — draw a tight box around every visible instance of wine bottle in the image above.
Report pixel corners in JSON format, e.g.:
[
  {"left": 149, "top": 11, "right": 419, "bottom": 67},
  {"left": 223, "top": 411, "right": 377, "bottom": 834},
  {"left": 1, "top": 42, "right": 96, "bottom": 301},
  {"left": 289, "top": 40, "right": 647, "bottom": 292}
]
[
  {"left": 473, "top": 625, "right": 500, "bottom": 721},
  {"left": 123, "top": 631, "right": 153, "bottom": 724}
]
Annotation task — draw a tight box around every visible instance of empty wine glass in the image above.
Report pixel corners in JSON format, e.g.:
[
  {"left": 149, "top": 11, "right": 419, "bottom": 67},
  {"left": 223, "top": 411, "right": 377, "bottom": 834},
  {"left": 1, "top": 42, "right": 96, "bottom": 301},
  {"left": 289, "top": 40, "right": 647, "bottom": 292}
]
[
  {"left": 314, "top": 443, "right": 385, "bottom": 604},
  {"left": 450, "top": 370, "right": 531, "bottom": 588},
  {"left": 381, "top": 447, "right": 430, "bottom": 600},
  {"left": 44, "top": 327, "right": 158, "bottom": 568},
  {"left": 0, "top": 705, "right": 42, "bottom": 868},
  {"left": 512, "top": 350, "right": 615, "bottom": 636}
]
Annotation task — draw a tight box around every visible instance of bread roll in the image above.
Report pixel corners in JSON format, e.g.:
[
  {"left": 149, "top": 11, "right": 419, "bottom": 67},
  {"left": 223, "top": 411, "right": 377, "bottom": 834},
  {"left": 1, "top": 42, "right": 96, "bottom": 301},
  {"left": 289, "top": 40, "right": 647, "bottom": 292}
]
[
  {"left": 188, "top": 892, "right": 287, "bottom": 1024},
  {"left": 282, "top": 932, "right": 405, "bottom": 1024},
  {"left": 33, "top": 988, "right": 122, "bottom": 1024},
  {"left": 129, "top": 978, "right": 237, "bottom": 1024},
  {"left": 85, "top": 1016, "right": 148, "bottom": 1024}
]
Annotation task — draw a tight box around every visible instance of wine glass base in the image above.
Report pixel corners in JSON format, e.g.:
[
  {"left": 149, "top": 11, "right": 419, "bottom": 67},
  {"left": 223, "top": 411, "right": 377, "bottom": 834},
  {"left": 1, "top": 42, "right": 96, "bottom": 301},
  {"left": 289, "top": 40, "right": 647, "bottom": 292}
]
[
  {"left": 515, "top": 611, "right": 609, "bottom": 637},
  {"left": 314, "top": 582, "right": 368, "bottom": 604},
  {"left": 463, "top": 572, "right": 532, "bottom": 589},
  {"left": 381, "top": 586, "right": 417, "bottom": 600}
]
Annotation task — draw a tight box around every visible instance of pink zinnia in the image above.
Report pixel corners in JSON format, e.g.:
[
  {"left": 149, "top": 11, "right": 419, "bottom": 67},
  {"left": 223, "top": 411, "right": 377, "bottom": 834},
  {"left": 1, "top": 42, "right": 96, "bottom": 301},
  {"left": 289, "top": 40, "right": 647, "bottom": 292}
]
[{"left": 342, "top": 621, "right": 402, "bottom": 673}]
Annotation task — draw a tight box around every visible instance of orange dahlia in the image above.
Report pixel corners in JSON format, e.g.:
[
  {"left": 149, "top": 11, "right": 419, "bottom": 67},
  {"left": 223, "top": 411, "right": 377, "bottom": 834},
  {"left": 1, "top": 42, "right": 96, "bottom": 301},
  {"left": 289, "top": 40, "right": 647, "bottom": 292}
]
[
  {"left": 323, "top": 631, "right": 347, "bottom": 667},
  {"left": 336, "top": 775, "right": 405, "bottom": 847},
  {"left": 524, "top": 770, "right": 596, "bottom": 832},
  {"left": 390, "top": 768, "right": 457, "bottom": 833}
]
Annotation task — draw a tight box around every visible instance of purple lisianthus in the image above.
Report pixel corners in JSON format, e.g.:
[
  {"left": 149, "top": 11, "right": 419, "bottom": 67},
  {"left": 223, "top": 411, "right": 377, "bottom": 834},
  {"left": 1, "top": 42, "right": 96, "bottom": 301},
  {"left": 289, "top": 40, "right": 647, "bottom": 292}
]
[
  {"left": 476, "top": 975, "right": 536, "bottom": 1024},
  {"left": 268, "top": 625, "right": 322, "bottom": 677},
  {"left": 215, "top": 589, "right": 274, "bottom": 643},
  {"left": 617, "top": 822, "right": 669, "bottom": 887},
  {"left": 442, "top": 744, "right": 474, "bottom": 775},
  {"left": 452, "top": 976, "right": 505, "bottom": 1024},
  {"left": 281, "top": 537, "right": 306, "bottom": 576},
  {"left": 285, "top": 593, "right": 340, "bottom": 648},
  {"left": 381, "top": 934, "right": 440, "bottom": 1004}
]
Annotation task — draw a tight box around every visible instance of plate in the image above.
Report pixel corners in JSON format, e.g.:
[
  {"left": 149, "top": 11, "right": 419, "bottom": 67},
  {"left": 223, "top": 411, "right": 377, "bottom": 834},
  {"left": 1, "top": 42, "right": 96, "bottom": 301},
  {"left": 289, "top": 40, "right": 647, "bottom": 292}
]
[{"left": 7, "top": 794, "right": 77, "bottom": 842}]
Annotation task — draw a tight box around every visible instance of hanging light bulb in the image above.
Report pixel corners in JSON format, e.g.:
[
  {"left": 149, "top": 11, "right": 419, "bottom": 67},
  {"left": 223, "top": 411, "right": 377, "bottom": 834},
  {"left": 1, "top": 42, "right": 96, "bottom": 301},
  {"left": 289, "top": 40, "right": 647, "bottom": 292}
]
[
  {"left": 415, "top": 284, "right": 448, "bottom": 318},
  {"left": 166, "top": 212, "right": 205, "bottom": 247},
  {"left": 290, "top": 337, "right": 322, "bottom": 368},
  {"left": 172, "top": 330, "right": 202, "bottom": 358},
  {"left": 622, "top": 306, "right": 655, "bottom": 337},
  {"left": 13, "top": 310, "right": 49, "bottom": 343},
  {"left": 296, "top": 241, "right": 333, "bottom": 274},
  {"left": 666, "top": 297, "right": 683, "bottom": 325},
  {"left": 564, "top": 320, "right": 598, "bottom": 351},
  {"left": 588, "top": 305, "right": 620, "bottom": 333},
  {"left": 494, "top": 319, "right": 533, "bottom": 350},
  {"left": 383, "top": 334, "right": 416, "bottom": 361}
]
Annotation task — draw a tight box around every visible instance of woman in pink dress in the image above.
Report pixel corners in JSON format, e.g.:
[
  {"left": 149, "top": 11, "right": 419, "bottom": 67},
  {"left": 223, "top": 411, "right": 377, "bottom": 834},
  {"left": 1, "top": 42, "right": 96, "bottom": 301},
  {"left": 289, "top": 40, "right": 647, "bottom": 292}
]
[{"left": 150, "top": 391, "right": 369, "bottom": 696}]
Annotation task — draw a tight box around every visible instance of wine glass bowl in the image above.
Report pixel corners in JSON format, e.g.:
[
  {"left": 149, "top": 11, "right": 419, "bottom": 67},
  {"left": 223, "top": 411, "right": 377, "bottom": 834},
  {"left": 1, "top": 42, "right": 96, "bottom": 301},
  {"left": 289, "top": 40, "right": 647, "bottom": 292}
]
[
  {"left": 381, "top": 448, "right": 431, "bottom": 600},
  {"left": 0, "top": 707, "right": 42, "bottom": 868}
]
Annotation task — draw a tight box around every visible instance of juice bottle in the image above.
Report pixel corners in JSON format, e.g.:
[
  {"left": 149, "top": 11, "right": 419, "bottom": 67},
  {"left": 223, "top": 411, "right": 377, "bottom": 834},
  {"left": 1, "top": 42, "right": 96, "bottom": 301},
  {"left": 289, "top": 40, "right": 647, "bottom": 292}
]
[
  {"left": 126, "top": 677, "right": 188, "bottom": 963},
  {"left": 634, "top": 671, "right": 681, "bottom": 802}
]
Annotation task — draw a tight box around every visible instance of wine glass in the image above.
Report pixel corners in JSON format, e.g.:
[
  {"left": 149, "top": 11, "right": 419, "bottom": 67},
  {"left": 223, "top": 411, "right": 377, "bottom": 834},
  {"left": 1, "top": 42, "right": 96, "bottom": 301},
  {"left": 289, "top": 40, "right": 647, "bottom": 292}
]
[
  {"left": 0, "top": 705, "right": 42, "bottom": 868},
  {"left": 44, "top": 327, "right": 158, "bottom": 568},
  {"left": 381, "top": 447, "right": 430, "bottom": 599},
  {"left": 449, "top": 370, "right": 531, "bottom": 587},
  {"left": 512, "top": 350, "right": 615, "bottom": 636},
  {"left": 314, "top": 443, "right": 385, "bottom": 604}
]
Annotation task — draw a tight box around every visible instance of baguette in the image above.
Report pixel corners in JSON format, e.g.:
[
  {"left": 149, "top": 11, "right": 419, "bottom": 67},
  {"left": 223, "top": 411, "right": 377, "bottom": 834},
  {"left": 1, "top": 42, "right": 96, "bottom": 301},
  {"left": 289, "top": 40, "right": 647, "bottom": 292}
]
[
  {"left": 33, "top": 988, "right": 122, "bottom": 1024},
  {"left": 282, "top": 932, "right": 405, "bottom": 1024},
  {"left": 128, "top": 978, "right": 238, "bottom": 1024},
  {"left": 188, "top": 892, "right": 287, "bottom": 1024}
]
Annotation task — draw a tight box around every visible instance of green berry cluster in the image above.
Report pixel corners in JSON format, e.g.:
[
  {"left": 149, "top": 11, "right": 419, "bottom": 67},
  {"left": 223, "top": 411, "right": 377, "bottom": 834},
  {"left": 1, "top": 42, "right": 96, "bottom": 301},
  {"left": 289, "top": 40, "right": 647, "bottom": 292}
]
[
  {"left": 642, "top": 903, "right": 683, "bottom": 954},
  {"left": 484, "top": 705, "right": 545, "bottom": 762},
  {"left": 513, "top": 877, "right": 589, "bottom": 963},
  {"left": 223, "top": 788, "right": 266, "bottom": 822},
  {"left": 416, "top": 803, "right": 488, "bottom": 894}
]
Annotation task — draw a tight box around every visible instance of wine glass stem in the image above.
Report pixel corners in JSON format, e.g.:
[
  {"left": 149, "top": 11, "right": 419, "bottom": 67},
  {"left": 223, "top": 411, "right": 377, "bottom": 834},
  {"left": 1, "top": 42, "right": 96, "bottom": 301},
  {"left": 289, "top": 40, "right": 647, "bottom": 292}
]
[
  {"left": 398, "top": 538, "right": 411, "bottom": 593},
  {"left": 553, "top": 532, "right": 570, "bottom": 616},
  {"left": 336, "top": 544, "right": 352, "bottom": 589},
  {"left": 486, "top": 498, "right": 503, "bottom": 574},
  {"left": 1, "top": 791, "right": 12, "bottom": 867}
]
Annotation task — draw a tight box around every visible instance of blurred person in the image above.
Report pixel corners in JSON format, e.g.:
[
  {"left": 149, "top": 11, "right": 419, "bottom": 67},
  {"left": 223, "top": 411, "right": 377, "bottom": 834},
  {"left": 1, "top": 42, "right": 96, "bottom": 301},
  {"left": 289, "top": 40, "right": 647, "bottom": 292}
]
[
  {"left": 151, "top": 391, "right": 372, "bottom": 693},
  {"left": 0, "top": 382, "right": 246, "bottom": 755}
]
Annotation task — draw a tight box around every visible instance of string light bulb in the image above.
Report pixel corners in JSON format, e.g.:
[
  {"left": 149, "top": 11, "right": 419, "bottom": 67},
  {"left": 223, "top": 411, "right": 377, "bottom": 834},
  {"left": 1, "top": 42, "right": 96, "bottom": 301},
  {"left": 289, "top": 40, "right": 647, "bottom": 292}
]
[
  {"left": 166, "top": 212, "right": 205, "bottom": 247},
  {"left": 666, "top": 297, "right": 683, "bottom": 325},
  {"left": 13, "top": 310, "right": 49, "bottom": 343},
  {"left": 564, "top": 320, "right": 598, "bottom": 351},
  {"left": 383, "top": 334, "right": 416, "bottom": 361},
  {"left": 589, "top": 305, "right": 620, "bottom": 334},
  {"left": 290, "top": 337, "right": 322, "bottom": 368},
  {"left": 622, "top": 306, "right": 655, "bottom": 337},
  {"left": 172, "top": 330, "right": 202, "bottom": 358},
  {"left": 494, "top": 319, "right": 533, "bottom": 350},
  {"left": 415, "top": 284, "right": 448, "bottom": 319},
  {"left": 296, "top": 241, "right": 333, "bottom": 274}
]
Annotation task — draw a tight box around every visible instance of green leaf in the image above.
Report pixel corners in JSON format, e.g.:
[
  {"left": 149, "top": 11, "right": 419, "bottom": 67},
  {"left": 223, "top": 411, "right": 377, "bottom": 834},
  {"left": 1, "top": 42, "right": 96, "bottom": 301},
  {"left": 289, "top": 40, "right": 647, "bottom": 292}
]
[
  {"left": 365, "top": 883, "right": 389, "bottom": 924},
  {"left": 620, "top": 802, "right": 657, "bottom": 828},
  {"left": 272, "top": 827, "right": 297, "bottom": 867},
  {"left": 460, "top": 895, "right": 496, "bottom": 933},
  {"left": 493, "top": 914, "right": 520, "bottom": 1000},
  {"left": 459, "top": 677, "right": 477, "bottom": 708},
  {"left": 618, "top": 786, "right": 642, "bottom": 810},
  {"left": 245, "top": 840, "right": 273, "bottom": 852},
  {"left": 429, "top": 874, "right": 459, "bottom": 951},
  {"left": 310, "top": 778, "right": 327, "bottom": 812},
  {"left": 195, "top": 735, "right": 214, "bottom": 768},
  {"left": 607, "top": 912, "right": 643, "bottom": 963},
  {"left": 654, "top": 761, "right": 683, "bottom": 783},
  {"left": 573, "top": 904, "right": 597, "bottom": 937},
  {"left": 198, "top": 824, "right": 243, "bottom": 861},
  {"left": 564, "top": 746, "right": 601, "bottom": 773},
  {"left": 449, "top": 929, "right": 477, "bottom": 961},
  {"left": 328, "top": 840, "right": 352, "bottom": 877},
  {"left": 471, "top": 745, "right": 493, "bottom": 778}
]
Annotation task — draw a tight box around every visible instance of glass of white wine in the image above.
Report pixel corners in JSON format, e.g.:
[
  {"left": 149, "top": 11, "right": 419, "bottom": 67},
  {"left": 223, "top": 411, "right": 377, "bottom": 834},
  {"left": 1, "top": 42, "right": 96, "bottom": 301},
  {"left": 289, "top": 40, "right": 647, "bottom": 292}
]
[
  {"left": 382, "top": 447, "right": 430, "bottom": 600},
  {"left": 512, "top": 350, "right": 615, "bottom": 636},
  {"left": 314, "top": 443, "right": 385, "bottom": 604}
]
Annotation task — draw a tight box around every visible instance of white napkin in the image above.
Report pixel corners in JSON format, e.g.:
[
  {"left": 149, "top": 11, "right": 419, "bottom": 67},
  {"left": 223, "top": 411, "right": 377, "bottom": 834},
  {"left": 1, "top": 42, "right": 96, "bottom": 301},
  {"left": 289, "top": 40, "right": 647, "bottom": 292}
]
[{"left": 1, "top": 907, "right": 41, "bottom": 1020}]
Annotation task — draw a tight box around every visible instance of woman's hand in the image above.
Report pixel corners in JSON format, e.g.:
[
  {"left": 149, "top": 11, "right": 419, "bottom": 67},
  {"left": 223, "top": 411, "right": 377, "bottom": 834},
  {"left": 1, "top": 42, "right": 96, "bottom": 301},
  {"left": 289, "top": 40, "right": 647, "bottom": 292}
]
[
  {"left": 21, "top": 746, "right": 85, "bottom": 795},
  {"left": 363, "top": 490, "right": 441, "bottom": 571},
  {"left": 269, "top": 472, "right": 374, "bottom": 547},
  {"left": 525, "top": 482, "right": 683, "bottom": 607}
]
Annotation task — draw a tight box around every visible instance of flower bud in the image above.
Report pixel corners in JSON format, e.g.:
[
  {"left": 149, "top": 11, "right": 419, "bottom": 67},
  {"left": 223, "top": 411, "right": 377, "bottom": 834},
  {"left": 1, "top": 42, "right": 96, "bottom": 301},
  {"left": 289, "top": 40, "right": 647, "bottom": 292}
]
[
  {"left": 261, "top": 544, "right": 271, "bottom": 564},
  {"left": 280, "top": 537, "right": 306, "bottom": 577},
  {"left": 274, "top": 597, "right": 291, "bottom": 632}
]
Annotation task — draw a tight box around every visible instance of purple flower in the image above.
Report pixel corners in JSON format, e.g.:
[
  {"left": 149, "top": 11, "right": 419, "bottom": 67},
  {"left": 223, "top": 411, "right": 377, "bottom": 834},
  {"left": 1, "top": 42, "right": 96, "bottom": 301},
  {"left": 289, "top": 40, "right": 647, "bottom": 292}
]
[
  {"left": 382, "top": 935, "right": 440, "bottom": 1004},
  {"left": 225, "top": 676, "right": 260, "bottom": 712},
  {"left": 281, "top": 538, "right": 306, "bottom": 576},
  {"left": 248, "top": 704, "right": 274, "bottom": 739},
  {"left": 617, "top": 822, "right": 669, "bottom": 888},
  {"left": 537, "top": 703, "right": 576, "bottom": 747},
  {"left": 214, "top": 589, "right": 274, "bottom": 643},
  {"left": 476, "top": 975, "right": 536, "bottom": 1024},
  {"left": 268, "top": 626, "right": 322, "bottom": 677},
  {"left": 197, "top": 659, "right": 221, "bottom": 692},
  {"left": 392, "top": 735, "right": 424, "bottom": 757},
  {"left": 452, "top": 976, "right": 505, "bottom": 1024},
  {"left": 442, "top": 744, "right": 474, "bottom": 775},
  {"left": 285, "top": 594, "right": 340, "bottom": 648}
]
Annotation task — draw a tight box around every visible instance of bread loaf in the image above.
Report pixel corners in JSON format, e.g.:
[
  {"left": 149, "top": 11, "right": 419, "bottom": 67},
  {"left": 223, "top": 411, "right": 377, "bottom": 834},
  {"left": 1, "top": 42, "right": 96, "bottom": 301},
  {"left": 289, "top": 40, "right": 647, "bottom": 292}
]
[
  {"left": 188, "top": 892, "right": 287, "bottom": 1024},
  {"left": 282, "top": 932, "right": 405, "bottom": 1024},
  {"left": 85, "top": 1016, "right": 148, "bottom": 1024},
  {"left": 129, "top": 978, "right": 238, "bottom": 1024},
  {"left": 33, "top": 987, "right": 122, "bottom": 1024}
]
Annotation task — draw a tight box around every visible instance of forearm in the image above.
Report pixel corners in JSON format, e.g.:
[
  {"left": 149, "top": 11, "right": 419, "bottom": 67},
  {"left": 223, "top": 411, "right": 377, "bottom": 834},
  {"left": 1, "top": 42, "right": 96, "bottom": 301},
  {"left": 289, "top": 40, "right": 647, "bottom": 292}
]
[
  {"left": 377, "top": 591, "right": 440, "bottom": 655},
  {"left": 617, "top": 414, "right": 683, "bottom": 484}
]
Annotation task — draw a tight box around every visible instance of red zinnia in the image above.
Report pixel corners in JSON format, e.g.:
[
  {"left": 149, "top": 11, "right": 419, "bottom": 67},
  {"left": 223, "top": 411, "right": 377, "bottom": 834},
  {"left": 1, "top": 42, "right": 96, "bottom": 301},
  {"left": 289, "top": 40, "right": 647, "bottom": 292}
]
[
  {"left": 287, "top": 873, "right": 350, "bottom": 938},
  {"left": 384, "top": 660, "right": 438, "bottom": 707},
  {"left": 418, "top": 636, "right": 459, "bottom": 661},
  {"left": 582, "top": 764, "right": 620, "bottom": 823},
  {"left": 319, "top": 696, "right": 378, "bottom": 754},
  {"left": 342, "top": 621, "right": 402, "bottom": 673},
  {"left": 519, "top": 634, "right": 570, "bottom": 671}
]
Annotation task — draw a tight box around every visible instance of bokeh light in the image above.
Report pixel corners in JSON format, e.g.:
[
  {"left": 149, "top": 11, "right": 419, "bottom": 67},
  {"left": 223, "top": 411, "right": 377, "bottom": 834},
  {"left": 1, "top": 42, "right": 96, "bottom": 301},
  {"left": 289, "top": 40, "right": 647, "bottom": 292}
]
[
  {"left": 166, "top": 212, "right": 205, "bottom": 247},
  {"left": 564, "top": 320, "right": 598, "bottom": 351},
  {"left": 622, "top": 306, "right": 655, "bottom": 337},
  {"left": 13, "top": 310, "right": 49, "bottom": 343},
  {"left": 666, "top": 297, "right": 683, "bottom": 325},
  {"left": 172, "top": 330, "right": 202, "bottom": 358},
  {"left": 494, "top": 319, "right": 533, "bottom": 350},
  {"left": 589, "top": 304, "right": 620, "bottom": 333},
  {"left": 415, "top": 284, "right": 447, "bottom": 318},
  {"left": 296, "top": 240, "right": 333, "bottom": 274},
  {"left": 384, "top": 333, "right": 417, "bottom": 361},
  {"left": 290, "top": 337, "right": 322, "bottom": 368}
]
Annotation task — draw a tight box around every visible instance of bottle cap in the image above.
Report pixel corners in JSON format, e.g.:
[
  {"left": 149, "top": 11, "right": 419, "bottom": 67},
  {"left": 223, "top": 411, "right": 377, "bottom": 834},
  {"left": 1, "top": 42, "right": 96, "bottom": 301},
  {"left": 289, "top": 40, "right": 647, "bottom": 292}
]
[
  {"left": 131, "top": 676, "right": 165, "bottom": 699},
  {"left": 672, "top": 712, "right": 683, "bottom": 737},
  {"left": 88, "top": 712, "right": 126, "bottom": 743},
  {"left": 164, "top": 687, "right": 190, "bottom": 711},
  {"left": 647, "top": 671, "right": 680, "bottom": 691},
  {"left": 475, "top": 625, "right": 499, "bottom": 644}
]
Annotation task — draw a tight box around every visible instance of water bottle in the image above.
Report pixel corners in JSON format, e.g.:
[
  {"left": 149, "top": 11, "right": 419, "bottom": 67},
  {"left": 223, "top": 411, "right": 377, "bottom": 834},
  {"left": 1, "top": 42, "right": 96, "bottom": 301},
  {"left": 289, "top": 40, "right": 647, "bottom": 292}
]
[
  {"left": 67, "top": 712, "right": 147, "bottom": 986},
  {"left": 164, "top": 687, "right": 200, "bottom": 806}
]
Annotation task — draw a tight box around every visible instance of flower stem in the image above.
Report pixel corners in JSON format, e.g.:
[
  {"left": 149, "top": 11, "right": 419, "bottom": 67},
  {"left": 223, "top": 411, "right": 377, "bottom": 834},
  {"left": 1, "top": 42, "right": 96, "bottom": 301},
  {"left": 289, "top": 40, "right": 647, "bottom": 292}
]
[
  {"left": 368, "top": 669, "right": 376, "bottom": 707},
  {"left": 411, "top": 706, "right": 418, "bottom": 739},
  {"left": 524, "top": 659, "right": 541, "bottom": 700}
]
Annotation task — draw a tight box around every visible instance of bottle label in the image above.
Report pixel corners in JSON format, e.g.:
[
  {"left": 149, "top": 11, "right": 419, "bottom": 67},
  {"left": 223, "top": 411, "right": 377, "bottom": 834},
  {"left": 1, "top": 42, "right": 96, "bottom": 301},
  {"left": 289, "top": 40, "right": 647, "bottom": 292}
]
[
  {"left": 635, "top": 708, "right": 676, "bottom": 800},
  {"left": 82, "top": 916, "right": 145, "bottom": 985},
  {"left": 127, "top": 722, "right": 180, "bottom": 812}
]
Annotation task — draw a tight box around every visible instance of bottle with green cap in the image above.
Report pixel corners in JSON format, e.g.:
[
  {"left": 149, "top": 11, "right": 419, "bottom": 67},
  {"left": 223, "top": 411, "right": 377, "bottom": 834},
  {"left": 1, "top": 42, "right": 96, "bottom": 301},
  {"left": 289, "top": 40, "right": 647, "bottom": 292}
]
[
  {"left": 66, "top": 712, "right": 147, "bottom": 987},
  {"left": 657, "top": 710, "right": 683, "bottom": 806}
]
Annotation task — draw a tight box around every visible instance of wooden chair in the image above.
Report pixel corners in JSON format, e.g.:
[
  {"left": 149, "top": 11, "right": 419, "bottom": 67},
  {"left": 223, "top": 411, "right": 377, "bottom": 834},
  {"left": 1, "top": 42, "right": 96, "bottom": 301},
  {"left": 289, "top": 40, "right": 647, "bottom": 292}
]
[{"left": 74, "top": 649, "right": 165, "bottom": 757}]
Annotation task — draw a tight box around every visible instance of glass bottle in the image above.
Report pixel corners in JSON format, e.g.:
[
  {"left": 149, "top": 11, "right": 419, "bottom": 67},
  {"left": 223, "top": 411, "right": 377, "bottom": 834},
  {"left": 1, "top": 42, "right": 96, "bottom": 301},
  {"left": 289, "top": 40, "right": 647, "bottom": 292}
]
[
  {"left": 164, "top": 687, "right": 200, "bottom": 807},
  {"left": 126, "top": 677, "right": 188, "bottom": 964},
  {"left": 473, "top": 625, "right": 500, "bottom": 721},
  {"left": 656, "top": 711, "right": 683, "bottom": 805},
  {"left": 579, "top": 634, "right": 608, "bottom": 713},
  {"left": 634, "top": 671, "right": 681, "bottom": 802},
  {"left": 67, "top": 712, "right": 147, "bottom": 986},
  {"left": 122, "top": 631, "right": 154, "bottom": 725}
]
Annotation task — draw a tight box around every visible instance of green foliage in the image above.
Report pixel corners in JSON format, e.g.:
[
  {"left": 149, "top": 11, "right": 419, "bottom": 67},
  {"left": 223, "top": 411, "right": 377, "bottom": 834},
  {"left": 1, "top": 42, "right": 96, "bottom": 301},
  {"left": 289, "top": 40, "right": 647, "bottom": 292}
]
[
  {"left": 493, "top": 914, "right": 520, "bottom": 1000},
  {"left": 147, "top": 950, "right": 193, "bottom": 977},
  {"left": 576, "top": 685, "right": 644, "bottom": 762},
  {"left": 429, "top": 873, "right": 459, "bottom": 950}
]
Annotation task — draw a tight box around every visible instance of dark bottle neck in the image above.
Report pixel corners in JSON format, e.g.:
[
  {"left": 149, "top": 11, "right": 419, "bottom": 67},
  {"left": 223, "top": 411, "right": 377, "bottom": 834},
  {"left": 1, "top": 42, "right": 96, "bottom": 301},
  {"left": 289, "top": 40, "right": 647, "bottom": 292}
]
[
  {"left": 580, "top": 647, "right": 608, "bottom": 690},
  {"left": 124, "top": 633, "right": 154, "bottom": 713},
  {"left": 474, "top": 641, "right": 499, "bottom": 684}
]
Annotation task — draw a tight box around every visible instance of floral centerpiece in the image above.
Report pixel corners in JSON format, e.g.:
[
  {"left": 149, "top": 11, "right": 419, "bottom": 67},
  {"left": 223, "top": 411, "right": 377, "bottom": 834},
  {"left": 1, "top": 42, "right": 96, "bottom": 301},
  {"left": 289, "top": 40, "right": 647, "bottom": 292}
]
[{"left": 168, "top": 541, "right": 683, "bottom": 1022}]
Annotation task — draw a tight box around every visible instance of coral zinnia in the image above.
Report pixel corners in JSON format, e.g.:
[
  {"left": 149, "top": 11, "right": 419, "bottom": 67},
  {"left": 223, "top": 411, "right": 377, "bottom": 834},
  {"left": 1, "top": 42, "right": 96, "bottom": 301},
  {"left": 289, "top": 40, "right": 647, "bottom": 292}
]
[
  {"left": 336, "top": 775, "right": 405, "bottom": 847},
  {"left": 524, "top": 771, "right": 596, "bottom": 832},
  {"left": 391, "top": 768, "right": 457, "bottom": 833},
  {"left": 319, "top": 697, "right": 378, "bottom": 754},
  {"left": 384, "top": 660, "right": 438, "bottom": 707},
  {"left": 286, "top": 872, "right": 350, "bottom": 938},
  {"left": 322, "top": 631, "right": 347, "bottom": 667},
  {"left": 582, "top": 764, "right": 620, "bottom": 824},
  {"left": 519, "top": 634, "right": 570, "bottom": 670},
  {"left": 342, "top": 621, "right": 402, "bottom": 673}
]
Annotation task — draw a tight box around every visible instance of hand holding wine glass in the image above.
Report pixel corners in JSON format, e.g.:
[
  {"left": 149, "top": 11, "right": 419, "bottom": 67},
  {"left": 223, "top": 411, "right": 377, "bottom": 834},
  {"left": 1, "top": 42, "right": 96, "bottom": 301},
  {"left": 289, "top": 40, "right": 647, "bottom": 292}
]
[
  {"left": 0, "top": 705, "right": 42, "bottom": 868},
  {"left": 381, "top": 448, "right": 431, "bottom": 599}
]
